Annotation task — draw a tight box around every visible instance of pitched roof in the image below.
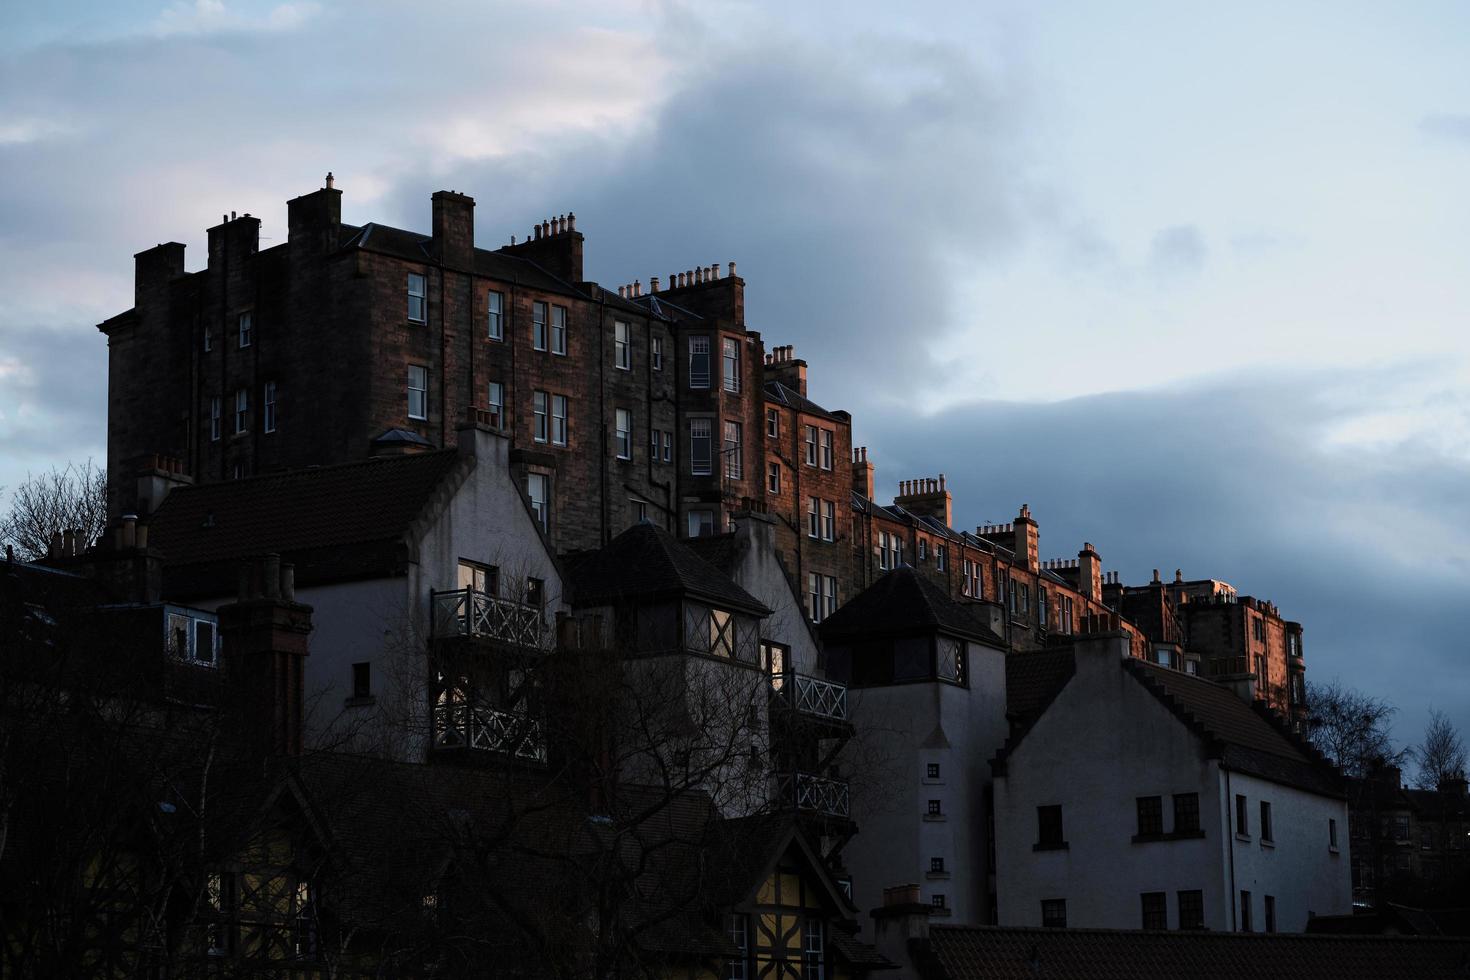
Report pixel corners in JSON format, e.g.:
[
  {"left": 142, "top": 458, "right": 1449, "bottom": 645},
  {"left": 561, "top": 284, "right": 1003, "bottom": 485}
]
[
  {"left": 817, "top": 567, "right": 1003, "bottom": 646},
  {"left": 1005, "top": 650, "right": 1077, "bottom": 723},
  {"left": 924, "top": 924, "right": 1470, "bottom": 980},
  {"left": 148, "top": 451, "right": 466, "bottom": 598},
  {"left": 764, "top": 381, "right": 843, "bottom": 422},
  {"left": 1123, "top": 658, "right": 1343, "bottom": 796},
  {"left": 564, "top": 523, "right": 769, "bottom": 615}
]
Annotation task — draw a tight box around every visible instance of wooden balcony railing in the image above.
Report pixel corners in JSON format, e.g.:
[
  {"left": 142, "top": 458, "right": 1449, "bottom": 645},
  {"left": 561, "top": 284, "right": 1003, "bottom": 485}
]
[
  {"left": 431, "top": 588, "right": 543, "bottom": 647},
  {"left": 432, "top": 700, "right": 546, "bottom": 763},
  {"left": 772, "top": 671, "right": 848, "bottom": 723},
  {"left": 776, "top": 771, "right": 851, "bottom": 819}
]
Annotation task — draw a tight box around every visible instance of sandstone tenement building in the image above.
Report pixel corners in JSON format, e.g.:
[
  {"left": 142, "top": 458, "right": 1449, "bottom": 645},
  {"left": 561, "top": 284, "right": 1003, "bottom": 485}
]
[{"left": 98, "top": 177, "right": 1307, "bottom": 727}]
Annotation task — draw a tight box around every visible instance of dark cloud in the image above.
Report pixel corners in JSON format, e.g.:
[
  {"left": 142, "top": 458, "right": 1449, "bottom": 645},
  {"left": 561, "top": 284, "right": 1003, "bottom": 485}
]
[{"left": 855, "top": 366, "right": 1470, "bottom": 753}]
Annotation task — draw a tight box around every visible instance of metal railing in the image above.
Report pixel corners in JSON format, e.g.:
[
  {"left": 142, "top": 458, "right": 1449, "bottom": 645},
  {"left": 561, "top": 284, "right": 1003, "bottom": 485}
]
[
  {"left": 777, "top": 771, "right": 851, "bottom": 819},
  {"left": 773, "top": 671, "right": 848, "bottom": 723},
  {"left": 431, "top": 588, "right": 543, "bottom": 647},
  {"left": 432, "top": 700, "right": 546, "bottom": 763}
]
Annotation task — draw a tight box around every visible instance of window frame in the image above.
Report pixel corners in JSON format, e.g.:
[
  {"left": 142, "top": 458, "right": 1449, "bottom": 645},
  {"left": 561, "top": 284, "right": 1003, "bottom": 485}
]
[
  {"left": 551, "top": 304, "right": 567, "bottom": 355},
  {"left": 210, "top": 396, "right": 222, "bottom": 441},
  {"left": 615, "top": 408, "right": 632, "bottom": 460},
  {"left": 526, "top": 473, "right": 549, "bottom": 530},
  {"left": 551, "top": 394, "right": 568, "bottom": 447},
  {"left": 532, "top": 301, "right": 548, "bottom": 351},
  {"left": 690, "top": 418, "right": 713, "bottom": 475},
  {"left": 1136, "top": 796, "right": 1164, "bottom": 837},
  {"left": 767, "top": 462, "right": 781, "bottom": 494},
  {"left": 723, "top": 420, "right": 742, "bottom": 479},
  {"left": 238, "top": 311, "right": 253, "bottom": 348},
  {"left": 487, "top": 289, "right": 504, "bottom": 340},
  {"left": 533, "top": 390, "right": 549, "bottom": 443},
  {"left": 487, "top": 381, "right": 504, "bottom": 429},
  {"left": 407, "top": 366, "right": 428, "bottom": 421},
  {"left": 804, "top": 425, "right": 818, "bottom": 466},
  {"left": 689, "top": 336, "right": 711, "bottom": 389},
  {"left": 1036, "top": 805, "right": 1066, "bottom": 850},
  {"left": 407, "top": 274, "right": 427, "bottom": 323},
  {"left": 1041, "top": 899, "right": 1067, "bottom": 929},
  {"left": 819, "top": 429, "right": 833, "bottom": 470},
  {"left": 1141, "top": 891, "right": 1167, "bottom": 931},
  {"left": 263, "top": 381, "right": 277, "bottom": 433},
  {"left": 614, "top": 320, "right": 631, "bottom": 370},
  {"left": 233, "top": 388, "right": 249, "bottom": 434},
  {"left": 651, "top": 335, "right": 664, "bottom": 371},
  {"left": 721, "top": 336, "right": 741, "bottom": 393},
  {"left": 766, "top": 407, "right": 779, "bottom": 438}
]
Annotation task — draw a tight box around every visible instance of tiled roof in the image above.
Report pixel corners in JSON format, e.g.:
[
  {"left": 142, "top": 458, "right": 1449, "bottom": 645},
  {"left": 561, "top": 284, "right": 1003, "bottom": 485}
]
[
  {"left": 764, "top": 381, "right": 843, "bottom": 422},
  {"left": 564, "top": 523, "right": 769, "bottom": 615},
  {"left": 148, "top": 451, "right": 466, "bottom": 597},
  {"left": 925, "top": 924, "right": 1470, "bottom": 980},
  {"left": 1005, "top": 650, "right": 1077, "bottom": 723},
  {"left": 817, "top": 567, "right": 1004, "bottom": 646},
  {"left": 340, "top": 222, "right": 591, "bottom": 300}
]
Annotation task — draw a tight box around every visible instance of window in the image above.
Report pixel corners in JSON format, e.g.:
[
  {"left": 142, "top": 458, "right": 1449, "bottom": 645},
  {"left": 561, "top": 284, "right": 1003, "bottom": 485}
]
[
  {"left": 1173, "top": 793, "right": 1201, "bottom": 835},
  {"left": 725, "top": 914, "right": 748, "bottom": 980},
  {"left": 1037, "top": 805, "right": 1065, "bottom": 849},
  {"left": 926, "top": 763, "right": 941, "bottom": 780},
  {"left": 689, "top": 336, "right": 711, "bottom": 388},
  {"left": 930, "top": 856, "right": 945, "bottom": 872},
  {"left": 458, "top": 560, "right": 498, "bottom": 595},
  {"left": 1141, "top": 892, "right": 1167, "bottom": 930},
  {"left": 263, "top": 381, "right": 277, "bottom": 433},
  {"left": 936, "top": 545, "right": 948, "bottom": 572},
  {"left": 210, "top": 397, "right": 221, "bottom": 441},
  {"left": 927, "top": 799, "right": 942, "bottom": 816},
  {"left": 931, "top": 894, "right": 947, "bottom": 910},
  {"left": 238, "top": 311, "right": 252, "bottom": 347},
  {"left": 722, "top": 337, "right": 740, "bottom": 392},
  {"left": 533, "top": 391, "right": 548, "bottom": 442},
  {"left": 1329, "top": 818, "right": 1339, "bottom": 850},
  {"left": 723, "top": 420, "right": 742, "bottom": 478},
  {"left": 233, "top": 388, "right": 249, "bottom": 434},
  {"left": 709, "top": 609, "right": 735, "bottom": 659},
  {"left": 1137, "top": 796, "right": 1164, "bottom": 837},
  {"left": 807, "top": 573, "right": 837, "bottom": 623},
  {"left": 487, "top": 382, "right": 504, "bottom": 429},
  {"left": 917, "top": 539, "right": 927, "bottom": 561},
  {"left": 352, "top": 662, "right": 371, "bottom": 700},
  {"left": 1264, "top": 895, "right": 1276, "bottom": 933},
  {"left": 822, "top": 500, "right": 835, "bottom": 542},
  {"left": 661, "top": 430, "right": 673, "bottom": 463},
  {"left": 688, "top": 509, "right": 715, "bottom": 538},
  {"left": 407, "top": 274, "right": 426, "bottom": 323},
  {"left": 766, "top": 407, "right": 779, "bottom": 438},
  {"left": 961, "top": 559, "right": 981, "bottom": 598},
  {"left": 550, "top": 394, "right": 568, "bottom": 446},
  {"left": 1041, "top": 899, "right": 1067, "bottom": 928},
  {"left": 1260, "top": 801, "right": 1273, "bottom": 843},
  {"left": 526, "top": 473, "right": 549, "bottom": 530},
  {"left": 1239, "top": 890, "right": 1252, "bottom": 932},
  {"left": 878, "top": 532, "right": 891, "bottom": 571},
  {"left": 1038, "top": 587, "right": 1048, "bottom": 629},
  {"left": 1061, "top": 595, "right": 1075, "bottom": 634},
  {"left": 819, "top": 429, "right": 833, "bottom": 470},
  {"left": 193, "top": 620, "right": 216, "bottom": 664},
  {"left": 767, "top": 462, "right": 781, "bottom": 494},
  {"left": 1235, "top": 794, "right": 1249, "bottom": 838},
  {"left": 407, "top": 366, "right": 427, "bottom": 421},
  {"left": 804, "top": 424, "right": 818, "bottom": 465},
  {"left": 824, "top": 575, "right": 837, "bottom": 620},
  {"left": 532, "top": 301, "right": 548, "bottom": 350},
  {"left": 690, "top": 418, "right": 712, "bottom": 475},
  {"left": 615, "top": 409, "right": 632, "bottom": 459},
  {"left": 1178, "top": 890, "right": 1204, "bottom": 930},
  {"left": 551, "top": 305, "right": 567, "bottom": 354},
  {"left": 652, "top": 335, "right": 663, "bottom": 371},
  {"left": 526, "top": 577, "right": 544, "bottom": 610},
  {"left": 631, "top": 498, "right": 649, "bottom": 523},
  {"left": 802, "top": 918, "right": 824, "bottom": 980},
  {"left": 203, "top": 327, "right": 212, "bottom": 352},
  {"left": 614, "top": 321, "right": 630, "bottom": 369},
  {"left": 486, "top": 289, "right": 503, "bottom": 340},
  {"left": 808, "top": 498, "right": 821, "bottom": 539}
]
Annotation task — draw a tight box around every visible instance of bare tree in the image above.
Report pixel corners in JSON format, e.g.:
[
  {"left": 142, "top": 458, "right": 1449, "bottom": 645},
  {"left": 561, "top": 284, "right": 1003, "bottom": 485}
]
[
  {"left": 1306, "top": 679, "right": 1406, "bottom": 777},
  {"left": 1415, "top": 709, "right": 1467, "bottom": 791},
  {"left": 0, "top": 461, "right": 108, "bottom": 561}
]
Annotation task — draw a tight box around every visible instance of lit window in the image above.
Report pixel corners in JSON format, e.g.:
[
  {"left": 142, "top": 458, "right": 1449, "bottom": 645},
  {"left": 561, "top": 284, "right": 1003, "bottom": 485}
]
[
  {"left": 238, "top": 311, "right": 252, "bottom": 348},
  {"left": 263, "top": 381, "right": 277, "bottom": 433},
  {"left": 551, "top": 305, "right": 567, "bottom": 355},
  {"left": 533, "top": 390, "right": 548, "bottom": 442},
  {"left": 767, "top": 462, "right": 781, "bottom": 494},
  {"left": 615, "top": 321, "right": 631, "bottom": 370},
  {"left": 652, "top": 335, "right": 664, "bottom": 371},
  {"left": 551, "top": 394, "right": 568, "bottom": 446},
  {"left": 722, "top": 337, "right": 741, "bottom": 393},
  {"left": 407, "top": 274, "right": 426, "bottom": 323},
  {"left": 689, "top": 336, "right": 711, "bottom": 388},
  {"left": 210, "top": 397, "right": 221, "bottom": 441},
  {"left": 487, "top": 382, "right": 504, "bottom": 429},
  {"left": 709, "top": 608, "right": 735, "bottom": 658},
  {"left": 532, "top": 302, "right": 548, "bottom": 350},
  {"left": 615, "top": 408, "right": 632, "bottom": 459},
  {"left": 407, "top": 366, "right": 427, "bottom": 421},
  {"left": 723, "top": 420, "right": 742, "bottom": 478},
  {"left": 527, "top": 473, "right": 549, "bottom": 530},
  {"left": 690, "top": 418, "right": 712, "bottom": 475},
  {"left": 487, "top": 290, "right": 504, "bottom": 340},
  {"left": 233, "top": 388, "right": 249, "bottom": 434}
]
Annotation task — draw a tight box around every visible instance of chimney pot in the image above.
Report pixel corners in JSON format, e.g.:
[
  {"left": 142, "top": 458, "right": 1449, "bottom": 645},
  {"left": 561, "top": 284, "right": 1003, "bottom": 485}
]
[
  {"left": 121, "top": 513, "right": 138, "bottom": 550},
  {"left": 325, "top": 171, "right": 334, "bottom": 189},
  {"left": 729, "top": 261, "right": 737, "bottom": 277},
  {"left": 651, "top": 276, "right": 660, "bottom": 291},
  {"left": 618, "top": 285, "right": 626, "bottom": 298},
  {"left": 263, "top": 554, "right": 282, "bottom": 598},
  {"left": 281, "top": 563, "right": 296, "bottom": 600},
  {"left": 1175, "top": 568, "right": 1183, "bottom": 583},
  {"left": 567, "top": 211, "right": 575, "bottom": 231}
]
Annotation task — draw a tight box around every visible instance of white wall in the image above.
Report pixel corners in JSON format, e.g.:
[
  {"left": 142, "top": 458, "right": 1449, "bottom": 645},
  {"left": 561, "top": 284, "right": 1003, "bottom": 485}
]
[
  {"left": 726, "top": 513, "right": 822, "bottom": 674},
  {"left": 846, "top": 637, "right": 1008, "bottom": 933}
]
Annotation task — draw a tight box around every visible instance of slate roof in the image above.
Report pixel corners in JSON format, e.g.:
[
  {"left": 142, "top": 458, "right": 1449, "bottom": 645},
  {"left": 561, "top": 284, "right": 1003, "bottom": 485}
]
[
  {"left": 564, "top": 522, "right": 769, "bottom": 615},
  {"left": 1005, "top": 650, "right": 1077, "bottom": 723},
  {"left": 817, "top": 566, "right": 1003, "bottom": 646},
  {"left": 924, "top": 924, "right": 1470, "bottom": 980},
  {"left": 148, "top": 450, "right": 466, "bottom": 598},
  {"left": 764, "top": 381, "right": 844, "bottom": 422}
]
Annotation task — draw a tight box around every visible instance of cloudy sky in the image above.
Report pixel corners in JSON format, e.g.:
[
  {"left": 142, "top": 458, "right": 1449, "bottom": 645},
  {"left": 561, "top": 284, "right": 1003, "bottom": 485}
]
[{"left": 2, "top": 0, "right": 1467, "bottom": 760}]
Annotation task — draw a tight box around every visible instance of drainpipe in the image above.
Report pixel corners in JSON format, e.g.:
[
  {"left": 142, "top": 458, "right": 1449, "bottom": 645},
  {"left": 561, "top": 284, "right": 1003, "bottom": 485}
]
[
  {"left": 1226, "top": 767, "right": 1238, "bottom": 932},
  {"left": 644, "top": 313, "right": 672, "bottom": 522},
  {"left": 598, "top": 288, "right": 607, "bottom": 545}
]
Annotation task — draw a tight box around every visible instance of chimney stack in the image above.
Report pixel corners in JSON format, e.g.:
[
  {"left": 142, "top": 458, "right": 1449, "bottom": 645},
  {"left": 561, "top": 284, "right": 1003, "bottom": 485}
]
[
  {"left": 431, "top": 189, "right": 476, "bottom": 269},
  {"left": 1078, "top": 542, "right": 1103, "bottom": 602},
  {"left": 219, "top": 555, "right": 314, "bottom": 758},
  {"left": 1013, "top": 504, "right": 1039, "bottom": 573}
]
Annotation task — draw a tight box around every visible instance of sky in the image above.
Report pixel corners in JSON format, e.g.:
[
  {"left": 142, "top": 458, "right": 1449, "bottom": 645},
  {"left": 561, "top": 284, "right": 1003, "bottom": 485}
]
[{"left": 2, "top": 0, "right": 1467, "bottom": 764}]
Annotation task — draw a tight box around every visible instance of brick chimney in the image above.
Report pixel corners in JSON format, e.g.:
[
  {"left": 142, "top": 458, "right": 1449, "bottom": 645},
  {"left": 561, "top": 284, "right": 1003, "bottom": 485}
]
[
  {"left": 1013, "top": 504, "right": 1039, "bottom": 572},
  {"left": 765, "top": 345, "right": 807, "bottom": 396},
  {"left": 133, "top": 453, "right": 193, "bottom": 517},
  {"left": 431, "top": 189, "right": 475, "bottom": 270},
  {"left": 499, "top": 211, "right": 583, "bottom": 283},
  {"left": 870, "top": 884, "right": 931, "bottom": 979},
  {"left": 287, "top": 174, "right": 343, "bottom": 256},
  {"left": 852, "top": 446, "right": 875, "bottom": 499},
  {"left": 655, "top": 262, "right": 745, "bottom": 325},
  {"left": 1077, "top": 542, "right": 1102, "bottom": 602},
  {"left": 894, "top": 476, "right": 953, "bottom": 528},
  {"left": 133, "top": 241, "right": 186, "bottom": 307},
  {"left": 207, "top": 211, "right": 261, "bottom": 274},
  {"left": 218, "top": 554, "right": 313, "bottom": 757}
]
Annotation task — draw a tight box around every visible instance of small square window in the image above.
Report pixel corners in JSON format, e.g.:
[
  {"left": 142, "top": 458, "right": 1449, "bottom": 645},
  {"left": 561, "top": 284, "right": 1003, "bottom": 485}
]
[
  {"left": 931, "top": 894, "right": 947, "bottom": 910},
  {"left": 930, "top": 857, "right": 945, "bottom": 873},
  {"left": 926, "top": 763, "right": 940, "bottom": 779},
  {"left": 1041, "top": 899, "right": 1066, "bottom": 928},
  {"left": 927, "top": 799, "right": 942, "bottom": 816}
]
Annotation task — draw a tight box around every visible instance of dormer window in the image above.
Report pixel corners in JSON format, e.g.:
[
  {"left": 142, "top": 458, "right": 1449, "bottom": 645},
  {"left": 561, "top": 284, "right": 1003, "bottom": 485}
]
[{"left": 166, "top": 607, "right": 219, "bottom": 667}]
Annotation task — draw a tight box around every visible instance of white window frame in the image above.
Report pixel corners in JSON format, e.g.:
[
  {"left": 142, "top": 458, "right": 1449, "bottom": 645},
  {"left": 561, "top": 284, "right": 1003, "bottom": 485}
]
[
  {"left": 878, "top": 532, "right": 891, "bottom": 570},
  {"left": 263, "top": 381, "right": 277, "bottom": 434},
  {"left": 808, "top": 497, "right": 820, "bottom": 539},
  {"left": 487, "top": 381, "right": 504, "bottom": 429},
  {"left": 407, "top": 274, "right": 427, "bottom": 323},
  {"left": 614, "top": 321, "right": 631, "bottom": 370},
  {"left": 689, "top": 336, "right": 711, "bottom": 389},
  {"left": 238, "top": 311, "right": 252, "bottom": 348},
  {"left": 819, "top": 429, "right": 833, "bottom": 470},
  {"left": 532, "top": 302, "right": 548, "bottom": 351},
  {"left": 527, "top": 473, "right": 549, "bottom": 530},
  {"left": 821, "top": 500, "right": 835, "bottom": 541},
  {"left": 661, "top": 430, "right": 673, "bottom": 463},
  {"left": 936, "top": 544, "right": 948, "bottom": 572},
  {"left": 233, "top": 388, "right": 249, "bottom": 434},
  {"left": 652, "top": 335, "right": 664, "bottom": 371},
  {"left": 722, "top": 336, "right": 741, "bottom": 393},
  {"left": 688, "top": 509, "right": 715, "bottom": 537},
  {"left": 804, "top": 425, "right": 818, "bottom": 466},
  {"left": 533, "top": 391, "right": 548, "bottom": 443},
  {"left": 407, "top": 366, "right": 428, "bottom": 421},
  {"left": 615, "top": 408, "right": 632, "bottom": 459},
  {"left": 690, "top": 418, "right": 712, "bottom": 475},
  {"left": 551, "top": 394, "right": 568, "bottom": 446},
  {"left": 768, "top": 462, "right": 781, "bottom": 494},
  {"left": 551, "top": 305, "right": 567, "bottom": 355},
  {"left": 824, "top": 575, "right": 838, "bottom": 619},
  {"left": 766, "top": 407, "right": 779, "bottom": 438},
  {"left": 210, "top": 396, "right": 221, "bottom": 441},
  {"left": 723, "top": 420, "right": 742, "bottom": 479},
  {"left": 487, "top": 290, "right": 504, "bottom": 340}
]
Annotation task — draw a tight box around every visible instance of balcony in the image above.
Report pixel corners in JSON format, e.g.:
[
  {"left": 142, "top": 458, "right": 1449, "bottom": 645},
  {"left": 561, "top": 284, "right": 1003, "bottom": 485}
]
[
  {"left": 431, "top": 588, "right": 544, "bottom": 648},
  {"left": 432, "top": 699, "right": 546, "bottom": 763},
  {"left": 771, "top": 671, "right": 848, "bottom": 724},
  {"left": 777, "top": 771, "right": 851, "bottom": 820}
]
